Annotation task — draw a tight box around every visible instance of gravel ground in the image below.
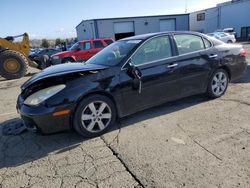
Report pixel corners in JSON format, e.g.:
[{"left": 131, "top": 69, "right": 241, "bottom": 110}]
[{"left": 0, "top": 43, "right": 250, "bottom": 188}]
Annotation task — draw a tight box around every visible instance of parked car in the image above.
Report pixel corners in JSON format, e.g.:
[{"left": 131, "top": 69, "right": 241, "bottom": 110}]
[
  {"left": 29, "top": 48, "right": 61, "bottom": 69},
  {"left": 29, "top": 48, "right": 41, "bottom": 55},
  {"left": 222, "top": 28, "right": 237, "bottom": 37},
  {"left": 17, "top": 32, "right": 247, "bottom": 137},
  {"left": 50, "top": 38, "right": 114, "bottom": 65},
  {"left": 208, "top": 32, "right": 236, "bottom": 43}
]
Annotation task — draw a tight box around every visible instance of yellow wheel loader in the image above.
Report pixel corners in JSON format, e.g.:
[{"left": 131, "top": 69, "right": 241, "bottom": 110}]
[{"left": 0, "top": 33, "right": 38, "bottom": 80}]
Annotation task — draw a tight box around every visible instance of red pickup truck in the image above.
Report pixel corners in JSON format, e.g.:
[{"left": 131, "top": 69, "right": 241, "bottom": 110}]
[{"left": 51, "top": 38, "right": 113, "bottom": 64}]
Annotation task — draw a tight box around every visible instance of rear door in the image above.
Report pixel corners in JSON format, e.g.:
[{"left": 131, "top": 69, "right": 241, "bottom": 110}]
[
  {"left": 74, "top": 41, "right": 92, "bottom": 61},
  {"left": 119, "top": 35, "right": 182, "bottom": 115},
  {"left": 172, "top": 34, "right": 217, "bottom": 97}
]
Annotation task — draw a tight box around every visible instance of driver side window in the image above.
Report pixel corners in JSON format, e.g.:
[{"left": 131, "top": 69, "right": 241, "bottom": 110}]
[
  {"left": 79, "top": 42, "right": 91, "bottom": 50},
  {"left": 131, "top": 36, "right": 172, "bottom": 66}
]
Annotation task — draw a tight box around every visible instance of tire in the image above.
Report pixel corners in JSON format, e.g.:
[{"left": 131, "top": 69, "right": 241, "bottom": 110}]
[
  {"left": 227, "top": 40, "right": 233, "bottom": 43},
  {"left": 62, "top": 57, "right": 74, "bottom": 64},
  {"left": 37, "top": 55, "right": 50, "bottom": 70},
  {"left": 73, "top": 95, "right": 117, "bottom": 138},
  {"left": 0, "top": 50, "right": 28, "bottom": 80},
  {"left": 207, "top": 69, "right": 229, "bottom": 98}
]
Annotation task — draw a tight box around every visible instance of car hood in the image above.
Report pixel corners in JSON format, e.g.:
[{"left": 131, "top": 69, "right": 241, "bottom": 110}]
[{"left": 22, "top": 63, "right": 108, "bottom": 89}]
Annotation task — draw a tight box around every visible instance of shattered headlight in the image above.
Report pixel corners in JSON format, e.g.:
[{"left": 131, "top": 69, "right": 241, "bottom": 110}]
[{"left": 24, "top": 85, "right": 65, "bottom": 106}]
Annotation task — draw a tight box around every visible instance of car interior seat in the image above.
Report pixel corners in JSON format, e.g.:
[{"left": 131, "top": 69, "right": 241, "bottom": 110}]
[{"left": 189, "top": 41, "right": 202, "bottom": 52}]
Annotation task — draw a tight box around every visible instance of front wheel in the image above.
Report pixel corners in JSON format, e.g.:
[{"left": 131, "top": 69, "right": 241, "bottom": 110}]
[
  {"left": 207, "top": 69, "right": 229, "bottom": 98},
  {"left": 73, "top": 95, "right": 116, "bottom": 137}
]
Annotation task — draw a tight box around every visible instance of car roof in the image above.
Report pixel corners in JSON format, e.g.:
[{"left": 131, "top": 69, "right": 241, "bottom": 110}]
[
  {"left": 121, "top": 31, "right": 223, "bottom": 46},
  {"left": 120, "top": 31, "right": 206, "bottom": 41}
]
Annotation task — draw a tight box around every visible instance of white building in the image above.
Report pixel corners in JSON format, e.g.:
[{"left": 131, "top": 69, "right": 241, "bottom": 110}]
[
  {"left": 190, "top": 0, "right": 250, "bottom": 39},
  {"left": 76, "top": 14, "right": 189, "bottom": 41}
]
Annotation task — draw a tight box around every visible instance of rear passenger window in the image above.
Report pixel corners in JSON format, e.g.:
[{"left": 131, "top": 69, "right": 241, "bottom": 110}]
[
  {"left": 174, "top": 34, "right": 205, "bottom": 55},
  {"left": 93, "top": 41, "right": 105, "bottom": 48},
  {"left": 203, "top": 38, "right": 212, "bottom": 48},
  {"left": 104, "top": 40, "right": 113, "bottom": 45}
]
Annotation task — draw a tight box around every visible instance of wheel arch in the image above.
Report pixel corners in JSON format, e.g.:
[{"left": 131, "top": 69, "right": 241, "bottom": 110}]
[
  {"left": 62, "top": 56, "right": 76, "bottom": 62},
  {"left": 220, "top": 65, "right": 231, "bottom": 81},
  {"left": 69, "top": 90, "right": 120, "bottom": 129}
]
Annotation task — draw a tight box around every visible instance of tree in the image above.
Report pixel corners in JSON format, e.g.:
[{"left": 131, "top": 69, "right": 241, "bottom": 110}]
[
  {"left": 55, "top": 38, "right": 61, "bottom": 46},
  {"left": 41, "top": 39, "right": 49, "bottom": 48}
]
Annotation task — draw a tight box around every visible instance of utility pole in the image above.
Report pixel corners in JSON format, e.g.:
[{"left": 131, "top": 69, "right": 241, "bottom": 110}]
[{"left": 185, "top": 0, "right": 188, "bottom": 13}]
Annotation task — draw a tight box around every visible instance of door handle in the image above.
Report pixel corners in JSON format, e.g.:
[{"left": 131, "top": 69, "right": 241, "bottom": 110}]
[
  {"left": 167, "top": 63, "right": 178, "bottom": 68},
  {"left": 209, "top": 54, "right": 218, "bottom": 59}
]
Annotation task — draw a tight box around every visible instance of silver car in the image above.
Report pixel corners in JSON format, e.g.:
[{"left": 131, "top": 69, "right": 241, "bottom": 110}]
[{"left": 208, "top": 32, "right": 236, "bottom": 43}]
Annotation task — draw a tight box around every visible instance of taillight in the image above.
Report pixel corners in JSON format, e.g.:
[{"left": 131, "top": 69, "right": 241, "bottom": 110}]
[{"left": 240, "top": 49, "right": 247, "bottom": 57}]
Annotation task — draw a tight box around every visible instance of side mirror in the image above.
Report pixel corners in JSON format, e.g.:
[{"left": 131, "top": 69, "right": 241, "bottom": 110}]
[
  {"left": 76, "top": 47, "right": 81, "bottom": 51},
  {"left": 127, "top": 61, "right": 142, "bottom": 94},
  {"left": 127, "top": 62, "right": 142, "bottom": 80}
]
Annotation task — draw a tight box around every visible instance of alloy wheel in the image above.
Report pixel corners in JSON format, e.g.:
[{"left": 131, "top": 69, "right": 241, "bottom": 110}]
[
  {"left": 81, "top": 101, "right": 112, "bottom": 133},
  {"left": 211, "top": 72, "right": 228, "bottom": 96}
]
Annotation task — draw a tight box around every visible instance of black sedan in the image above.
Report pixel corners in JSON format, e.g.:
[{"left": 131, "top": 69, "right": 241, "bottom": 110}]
[
  {"left": 29, "top": 48, "right": 61, "bottom": 69},
  {"left": 17, "top": 32, "right": 247, "bottom": 137}
]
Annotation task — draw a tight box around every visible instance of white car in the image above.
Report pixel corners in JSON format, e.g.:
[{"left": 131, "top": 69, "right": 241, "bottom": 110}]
[{"left": 208, "top": 32, "right": 236, "bottom": 43}]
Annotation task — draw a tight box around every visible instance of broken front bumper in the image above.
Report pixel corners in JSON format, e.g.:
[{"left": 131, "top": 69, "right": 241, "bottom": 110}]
[{"left": 16, "top": 95, "right": 72, "bottom": 134}]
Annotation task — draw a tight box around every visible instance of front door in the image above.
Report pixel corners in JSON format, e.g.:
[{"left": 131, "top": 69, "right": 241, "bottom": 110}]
[
  {"left": 75, "top": 41, "right": 92, "bottom": 61},
  {"left": 119, "top": 35, "right": 182, "bottom": 116}
]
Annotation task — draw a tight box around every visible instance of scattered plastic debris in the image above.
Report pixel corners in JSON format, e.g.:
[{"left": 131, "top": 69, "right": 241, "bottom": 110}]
[{"left": 2, "top": 119, "right": 27, "bottom": 135}]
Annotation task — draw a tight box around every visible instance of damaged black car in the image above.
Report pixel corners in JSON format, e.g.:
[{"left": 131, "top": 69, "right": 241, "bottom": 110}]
[{"left": 17, "top": 32, "right": 247, "bottom": 137}]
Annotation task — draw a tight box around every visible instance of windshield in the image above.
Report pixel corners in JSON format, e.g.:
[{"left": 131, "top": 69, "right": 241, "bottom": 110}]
[
  {"left": 86, "top": 40, "right": 141, "bottom": 66},
  {"left": 69, "top": 42, "right": 79, "bottom": 51}
]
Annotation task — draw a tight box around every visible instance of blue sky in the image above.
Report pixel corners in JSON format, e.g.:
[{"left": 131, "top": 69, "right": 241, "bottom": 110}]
[{"left": 0, "top": 0, "right": 228, "bottom": 39}]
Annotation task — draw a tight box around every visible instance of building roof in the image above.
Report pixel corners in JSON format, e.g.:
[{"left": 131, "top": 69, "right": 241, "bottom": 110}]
[{"left": 76, "top": 13, "right": 189, "bottom": 28}]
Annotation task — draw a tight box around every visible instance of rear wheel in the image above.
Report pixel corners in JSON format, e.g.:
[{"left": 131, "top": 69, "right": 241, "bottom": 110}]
[
  {"left": 207, "top": 69, "right": 229, "bottom": 98},
  {"left": 227, "top": 40, "right": 233, "bottom": 43},
  {"left": 73, "top": 95, "right": 116, "bottom": 137},
  {"left": 0, "top": 50, "right": 28, "bottom": 80}
]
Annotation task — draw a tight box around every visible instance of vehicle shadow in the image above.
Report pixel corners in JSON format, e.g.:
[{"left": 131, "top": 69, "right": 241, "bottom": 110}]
[
  {"left": 0, "top": 94, "right": 209, "bottom": 169},
  {"left": 0, "top": 119, "right": 85, "bottom": 168},
  {"left": 25, "top": 72, "right": 38, "bottom": 77}
]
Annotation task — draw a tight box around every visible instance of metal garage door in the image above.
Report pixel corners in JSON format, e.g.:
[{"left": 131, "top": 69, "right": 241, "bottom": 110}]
[
  {"left": 160, "top": 19, "right": 176, "bottom": 32},
  {"left": 114, "top": 22, "right": 134, "bottom": 34}
]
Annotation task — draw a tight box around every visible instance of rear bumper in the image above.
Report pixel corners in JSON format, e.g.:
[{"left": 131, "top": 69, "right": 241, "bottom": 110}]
[
  {"left": 17, "top": 95, "right": 72, "bottom": 134},
  {"left": 230, "top": 60, "right": 248, "bottom": 82}
]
